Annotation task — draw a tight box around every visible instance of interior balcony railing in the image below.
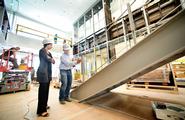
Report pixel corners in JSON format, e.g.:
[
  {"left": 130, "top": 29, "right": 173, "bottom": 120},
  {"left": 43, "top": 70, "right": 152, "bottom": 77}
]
[
  {"left": 16, "top": 24, "right": 72, "bottom": 45},
  {"left": 73, "top": 0, "right": 184, "bottom": 83}
]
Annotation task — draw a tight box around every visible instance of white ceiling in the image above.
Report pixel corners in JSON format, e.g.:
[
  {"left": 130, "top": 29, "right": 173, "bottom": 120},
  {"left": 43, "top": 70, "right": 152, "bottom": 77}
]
[{"left": 5, "top": 0, "right": 98, "bottom": 33}]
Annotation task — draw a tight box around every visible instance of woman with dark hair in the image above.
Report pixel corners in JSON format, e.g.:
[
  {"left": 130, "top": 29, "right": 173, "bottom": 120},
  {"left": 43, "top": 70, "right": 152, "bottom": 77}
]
[{"left": 36, "top": 39, "right": 55, "bottom": 117}]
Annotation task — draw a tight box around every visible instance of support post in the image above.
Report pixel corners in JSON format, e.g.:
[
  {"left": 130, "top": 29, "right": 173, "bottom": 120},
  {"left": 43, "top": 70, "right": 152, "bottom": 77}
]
[
  {"left": 122, "top": 18, "right": 129, "bottom": 49},
  {"left": 102, "top": 0, "right": 112, "bottom": 63},
  {"left": 142, "top": 6, "right": 150, "bottom": 34},
  {"left": 127, "top": 3, "right": 136, "bottom": 45},
  {"left": 92, "top": 9, "right": 97, "bottom": 73}
]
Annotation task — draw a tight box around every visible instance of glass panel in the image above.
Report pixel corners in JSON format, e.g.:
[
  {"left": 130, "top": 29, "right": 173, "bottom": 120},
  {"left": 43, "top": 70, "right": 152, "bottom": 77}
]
[
  {"left": 96, "top": 47, "right": 101, "bottom": 72},
  {"left": 73, "top": 22, "right": 78, "bottom": 43},
  {"left": 79, "top": 17, "right": 85, "bottom": 40},
  {"left": 99, "top": 9, "right": 105, "bottom": 29},
  {"left": 84, "top": 52, "right": 95, "bottom": 80},
  {"left": 93, "top": 1, "right": 104, "bottom": 32},
  {"left": 94, "top": 13, "right": 99, "bottom": 32},
  {"left": 85, "top": 10, "right": 93, "bottom": 36}
]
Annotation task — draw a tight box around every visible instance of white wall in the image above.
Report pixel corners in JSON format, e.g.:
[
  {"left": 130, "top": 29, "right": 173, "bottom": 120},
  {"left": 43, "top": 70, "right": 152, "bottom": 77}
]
[
  {"left": 181, "top": 0, "right": 185, "bottom": 9},
  {"left": 5, "top": 32, "right": 61, "bottom": 78},
  {"left": 0, "top": 33, "right": 6, "bottom": 45},
  {"left": 6, "top": 32, "right": 42, "bottom": 50},
  {"left": 110, "top": 0, "right": 147, "bottom": 19}
]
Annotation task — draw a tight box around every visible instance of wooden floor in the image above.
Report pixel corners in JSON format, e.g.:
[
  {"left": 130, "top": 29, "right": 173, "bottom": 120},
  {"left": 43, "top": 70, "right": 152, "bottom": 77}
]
[
  {"left": 112, "top": 84, "right": 185, "bottom": 106},
  {"left": 87, "top": 93, "right": 156, "bottom": 120},
  {"left": 0, "top": 84, "right": 157, "bottom": 120}
]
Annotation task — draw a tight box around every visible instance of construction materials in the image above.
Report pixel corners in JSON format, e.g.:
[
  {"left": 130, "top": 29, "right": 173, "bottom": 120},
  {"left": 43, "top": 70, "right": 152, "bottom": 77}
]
[
  {"left": 172, "top": 63, "right": 185, "bottom": 87},
  {"left": 0, "top": 70, "right": 31, "bottom": 93},
  {"left": 0, "top": 49, "right": 33, "bottom": 93},
  {"left": 152, "top": 101, "right": 185, "bottom": 120},
  {"left": 127, "top": 64, "right": 178, "bottom": 93}
]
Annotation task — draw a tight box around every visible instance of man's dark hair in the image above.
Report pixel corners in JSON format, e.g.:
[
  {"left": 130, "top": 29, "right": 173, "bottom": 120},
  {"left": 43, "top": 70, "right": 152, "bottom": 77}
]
[{"left": 43, "top": 43, "right": 51, "bottom": 48}]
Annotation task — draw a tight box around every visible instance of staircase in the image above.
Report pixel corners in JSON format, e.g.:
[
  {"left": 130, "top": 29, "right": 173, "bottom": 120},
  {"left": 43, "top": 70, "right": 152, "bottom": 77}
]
[{"left": 71, "top": 9, "right": 185, "bottom": 102}]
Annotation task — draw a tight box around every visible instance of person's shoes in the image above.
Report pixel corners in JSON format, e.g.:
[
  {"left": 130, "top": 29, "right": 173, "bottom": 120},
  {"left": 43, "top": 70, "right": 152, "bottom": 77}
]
[
  {"left": 60, "top": 100, "right": 66, "bottom": 104},
  {"left": 46, "top": 106, "right": 50, "bottom": 109},
  {"left": 65, "top": 98, "right": 72, "bottom": 102},
  {"left": 38, "top": 112, "right": 49, "bottom": 117}
]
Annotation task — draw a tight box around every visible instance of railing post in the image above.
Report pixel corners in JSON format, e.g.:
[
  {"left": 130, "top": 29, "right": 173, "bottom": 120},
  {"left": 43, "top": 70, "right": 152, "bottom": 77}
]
[
  {"left": 127, "top": 3, "right": 136, "bottom": 45},
  {"left": 92, "top": 8, "right": 97, "bottom": 73},
  {"left": 93, "top": 35, "right": 97, "bottom": 73},
  {"left": 16, "top": 24, "right": 18, "bottom": 34},
  {"left": 122, "top": 18, "right": 128, "bottom": 49},
  {"left": 142, "top": 5, "right": 150, "bottom": 34},
  {"left": 81, "top": 55, "right": 85, "bottom": 82},
  {"left": 84, "top": 39, "right": 88, "bottom": 79}
]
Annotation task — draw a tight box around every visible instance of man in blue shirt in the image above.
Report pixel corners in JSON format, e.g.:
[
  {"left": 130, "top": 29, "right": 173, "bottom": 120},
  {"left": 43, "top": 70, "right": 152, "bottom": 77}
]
[{"left": 59, "top": 44, "right": 81, "bottom": 104}]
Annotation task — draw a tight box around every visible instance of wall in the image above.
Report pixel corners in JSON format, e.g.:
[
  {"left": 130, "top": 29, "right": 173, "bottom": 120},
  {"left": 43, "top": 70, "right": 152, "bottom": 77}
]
[
  {"left": 181, "top": 0, "right": 185, "bottom": 8},
  {"left": 4, "top": 32, "right": 61, "bottom": 78},
  {"left": 0, "top": 32, "right": 5, "bottom": 44},
  {"left": 6, "top": 32, "right": 42, "bottom": 50},
  {"left": 110, "top": 0, "right": 147, "bottom": 19}
]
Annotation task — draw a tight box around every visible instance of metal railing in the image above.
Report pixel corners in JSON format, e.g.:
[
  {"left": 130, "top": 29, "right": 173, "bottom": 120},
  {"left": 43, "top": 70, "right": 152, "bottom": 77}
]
[
  {"left": 79, "top": 0, "right": 184, "bottom": 82},
  {"left": 16, "top": 24, "right": 72, "bottom": 45}
]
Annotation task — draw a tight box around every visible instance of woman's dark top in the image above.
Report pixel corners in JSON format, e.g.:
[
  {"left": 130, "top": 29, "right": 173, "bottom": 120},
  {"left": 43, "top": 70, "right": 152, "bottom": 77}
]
[{"left": 37, "top": 48, "right": 53, "bottom": 83}]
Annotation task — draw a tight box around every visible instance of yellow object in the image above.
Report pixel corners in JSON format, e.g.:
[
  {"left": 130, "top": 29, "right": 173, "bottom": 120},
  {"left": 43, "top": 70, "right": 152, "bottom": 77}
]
[
  {"left": 18, "top": 64, "right": 28, "bottom": 70},
  {"left": 173, "top": 57, "right": 185, "bottom": 63},
  {"left": 74, "top": 71, "right": 81, "bottom": 80}
]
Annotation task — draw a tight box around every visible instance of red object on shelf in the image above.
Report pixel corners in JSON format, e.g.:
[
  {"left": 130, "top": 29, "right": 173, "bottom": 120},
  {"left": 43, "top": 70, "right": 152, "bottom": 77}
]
[
  {"left": 0, "top": 66, "right": 8, "bottom": 72},
  {"left": 0, "top": 48, "right": 34, "bottom": 72},
  {"left": 0, "top": 49, "right": 11, "bottom": 72}
]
